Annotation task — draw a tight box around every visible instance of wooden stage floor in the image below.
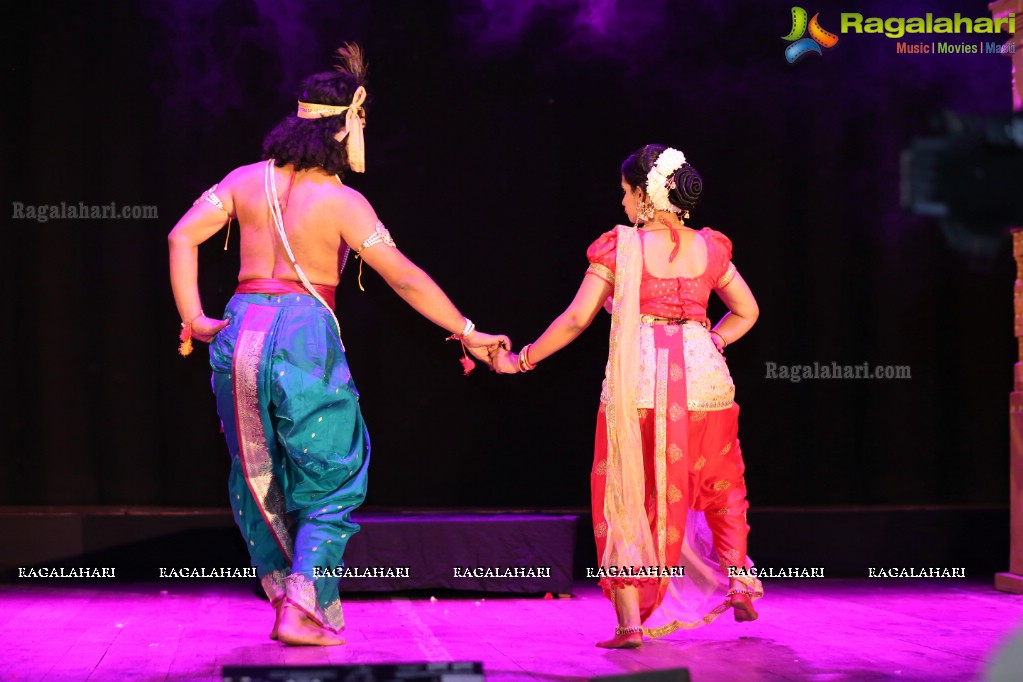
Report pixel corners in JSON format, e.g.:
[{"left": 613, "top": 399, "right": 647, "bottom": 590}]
[{"left": 2, "top": 578, "right": 1021, "bottom": 682}]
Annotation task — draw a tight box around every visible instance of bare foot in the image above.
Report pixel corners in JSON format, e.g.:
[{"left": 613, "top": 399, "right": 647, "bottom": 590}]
[
  {"left": 729, "top": 592, "right": 758, "bottom": 622},
  {"left": 596, "top": 631, "right": 643, "bottom": 649},
  {"left": 270, "top": 602, "right": 281, "bottom": 640},
  {"left": 276, "top": 603, "right": 345, "bottom": 646}
]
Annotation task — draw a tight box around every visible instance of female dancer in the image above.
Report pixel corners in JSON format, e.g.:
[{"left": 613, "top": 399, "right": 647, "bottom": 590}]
[{"left": 495, "top": 144, "right": 763, "bottom": 647}]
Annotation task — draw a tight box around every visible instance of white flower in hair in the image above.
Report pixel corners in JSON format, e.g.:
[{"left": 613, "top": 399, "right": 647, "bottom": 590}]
[{"left": 645, "top": 147, "right": 686, "bottom": 213}]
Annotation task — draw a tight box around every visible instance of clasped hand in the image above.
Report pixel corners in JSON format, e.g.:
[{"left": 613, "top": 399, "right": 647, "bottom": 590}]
[
  {"left": 462, "top": 332, "right": 522, "bottom": 373},
  {"left": 490, "top": 347, "right": 520, "bottom": 374},
  {"left": 464, "top": 335, "right": 527, "bottom": 374}
]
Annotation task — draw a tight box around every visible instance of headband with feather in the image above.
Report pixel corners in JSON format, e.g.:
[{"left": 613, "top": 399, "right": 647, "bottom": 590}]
[{"left": 295, "top": 43, "right": 369, "bottom": 172}]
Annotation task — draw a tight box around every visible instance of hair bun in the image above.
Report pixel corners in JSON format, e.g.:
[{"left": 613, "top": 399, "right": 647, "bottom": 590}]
[{"left": 670, "top": 163, "right": 702, "bottom": 211}]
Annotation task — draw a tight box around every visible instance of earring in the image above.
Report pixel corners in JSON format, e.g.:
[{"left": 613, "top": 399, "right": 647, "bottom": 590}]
[
  {"left": 637, "top": 199, "right": 655, "bottom": 222},
  {"left": 683, "top": 210, "right": 690, "bottom": 220}
]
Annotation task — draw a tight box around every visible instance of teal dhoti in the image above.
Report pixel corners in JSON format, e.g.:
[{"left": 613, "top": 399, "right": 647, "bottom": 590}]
[{"left": 210, "top": 289, "right": 368, "bottom": 632}]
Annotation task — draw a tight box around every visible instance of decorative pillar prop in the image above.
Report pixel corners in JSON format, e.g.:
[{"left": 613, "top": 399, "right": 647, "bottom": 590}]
[{"left": 991, "top": 0, "right": 1023, "bottom": 594}]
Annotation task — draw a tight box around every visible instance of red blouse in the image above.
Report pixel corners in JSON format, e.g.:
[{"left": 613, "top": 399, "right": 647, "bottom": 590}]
[{"left": 586, "top": 226, "right": 737, "bottom": 320}]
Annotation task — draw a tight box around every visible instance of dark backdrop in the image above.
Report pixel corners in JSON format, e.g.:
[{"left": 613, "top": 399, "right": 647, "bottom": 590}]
[{"left": 2, "top": 0, "right": 1016, "bottom": 510}]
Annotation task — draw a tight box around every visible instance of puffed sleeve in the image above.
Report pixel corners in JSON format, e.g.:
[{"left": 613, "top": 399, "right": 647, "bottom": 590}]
[
  {"left": 700, "top": 228, "right": 737, "bottom": 289},
  {"left": 585, "top": 228, "right": 619, "bottom": 286}
]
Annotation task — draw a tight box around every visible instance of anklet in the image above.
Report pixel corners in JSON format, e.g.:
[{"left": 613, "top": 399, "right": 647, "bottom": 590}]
[{"left": 614, "top": 625, "right": 643, "bottom": 636}]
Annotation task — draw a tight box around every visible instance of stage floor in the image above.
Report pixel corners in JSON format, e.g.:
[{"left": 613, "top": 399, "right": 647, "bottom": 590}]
[{"left": 2, "top": 578, "right": 1021, "bottom": 682}]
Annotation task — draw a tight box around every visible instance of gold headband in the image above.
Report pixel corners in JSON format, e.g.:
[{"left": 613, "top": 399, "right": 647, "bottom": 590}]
[{"left": 295, "top": 85, "right": 367, "bottom": 172}]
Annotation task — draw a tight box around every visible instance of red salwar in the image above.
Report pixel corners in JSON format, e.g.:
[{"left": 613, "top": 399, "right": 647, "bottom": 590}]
[{"left": 585, "top": 226, "right": 762, "bottom": 635}]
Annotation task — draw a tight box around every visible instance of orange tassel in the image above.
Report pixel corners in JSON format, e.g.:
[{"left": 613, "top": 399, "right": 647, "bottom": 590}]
[
  {"left": 446, "top": 334, "right": 475, "bottom": 375},
  {"left": 178, "top": 323, "right": 194, "bottom": 357}
]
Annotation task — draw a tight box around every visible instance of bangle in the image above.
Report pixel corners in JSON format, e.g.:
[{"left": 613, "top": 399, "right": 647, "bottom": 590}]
[
  {"left": 710, "top": 330, "right": 727, "bottom": 348},
  {"left": 444, "top": 317, "right": 477, "bottom": 376},
  {"left": 521, "top": 343, "right": 535, "bottom": 369},
  {"left": 517, "top": 344, "right": 536, "bottom": 372},
  {"left": 516, "top": 354, "right": 529, "bottom": 372},
  {"left": 447, "top": 317, "right": 475, "bottom": 341}
]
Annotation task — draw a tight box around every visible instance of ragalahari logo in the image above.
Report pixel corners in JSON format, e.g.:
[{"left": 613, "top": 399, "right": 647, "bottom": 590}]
[{"left": 783, "top": 7, "right": 839, "bottom": 63}]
